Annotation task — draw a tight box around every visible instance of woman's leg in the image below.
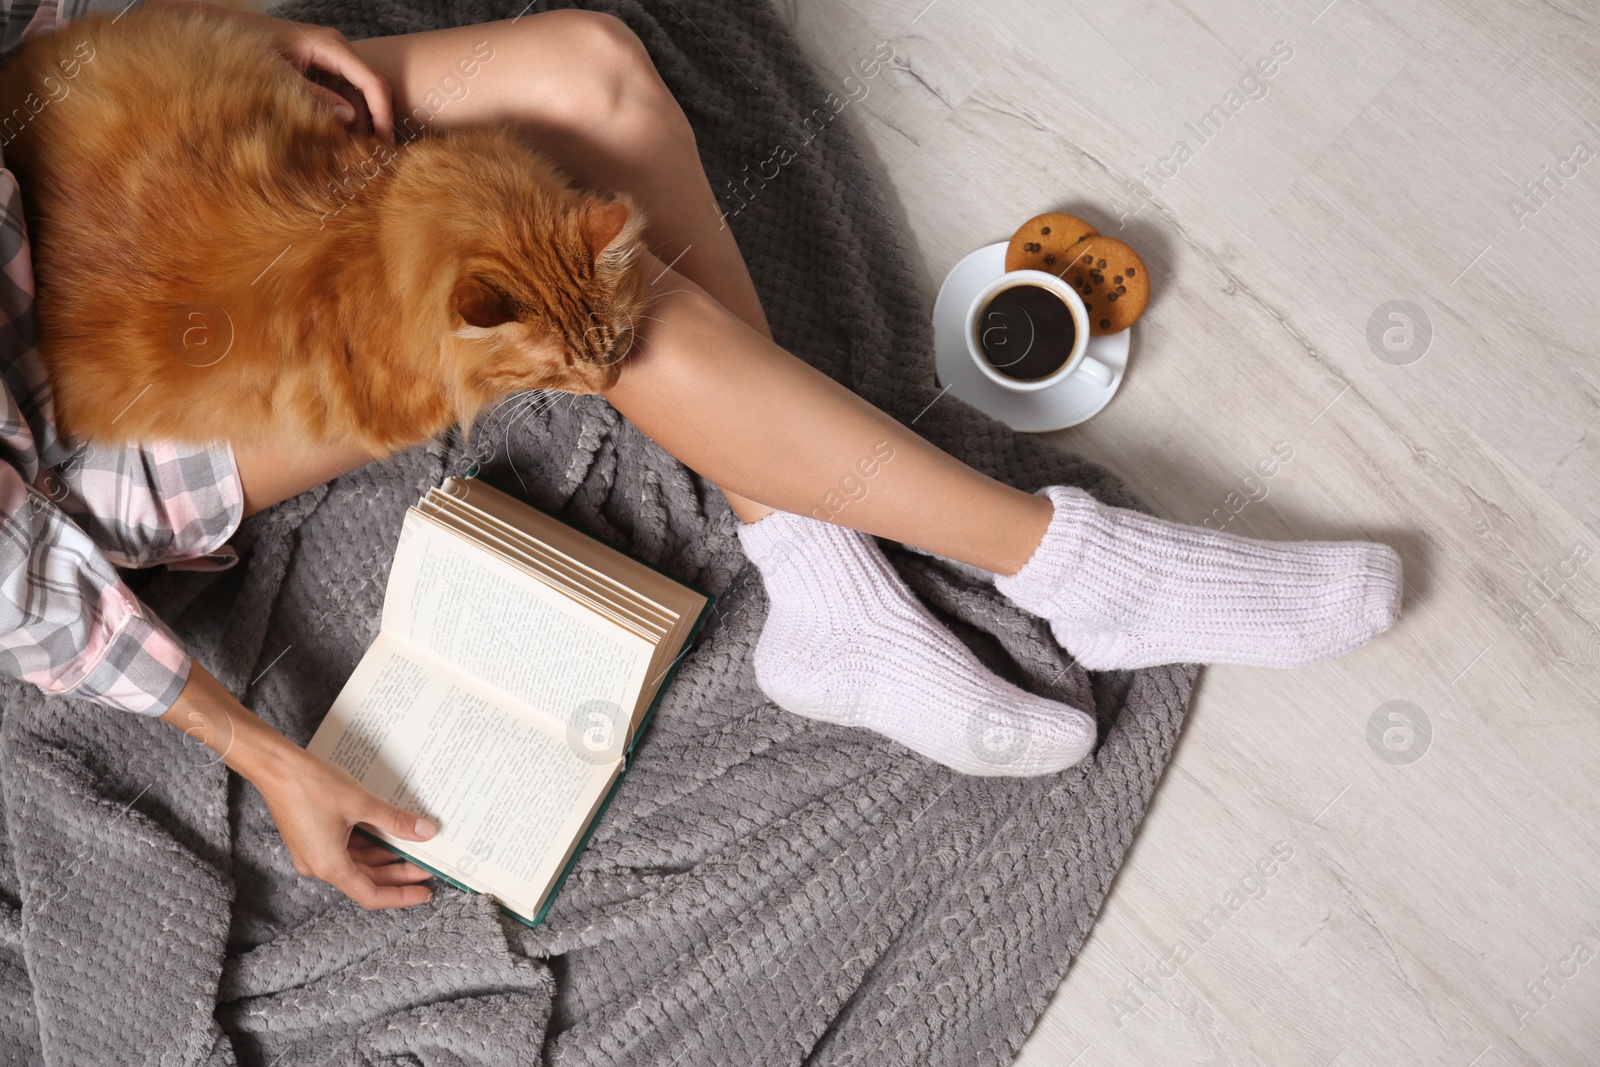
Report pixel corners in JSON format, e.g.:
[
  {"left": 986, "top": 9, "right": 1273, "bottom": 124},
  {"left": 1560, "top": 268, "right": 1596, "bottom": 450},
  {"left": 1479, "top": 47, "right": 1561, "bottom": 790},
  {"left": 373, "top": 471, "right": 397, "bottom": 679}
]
[
  {"left": 235, "top": 436, "right": 375, "bottom": 517},
  {"left": 341, "top": 11, "right": 1054, "bottom": 575},
  {"left": 605, "top": 259, "right": 1057, "bottom": 573}
]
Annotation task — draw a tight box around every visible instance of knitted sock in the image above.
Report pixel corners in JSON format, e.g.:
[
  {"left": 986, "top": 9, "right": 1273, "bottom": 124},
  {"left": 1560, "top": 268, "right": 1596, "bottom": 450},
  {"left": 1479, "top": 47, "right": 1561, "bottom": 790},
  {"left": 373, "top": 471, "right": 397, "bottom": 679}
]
[
  {"left": 736, "top": 510, "right": 1096, "bottom": 777},
  {"left": 995, "top": 485, "right": 1404, "bottom": 670}
]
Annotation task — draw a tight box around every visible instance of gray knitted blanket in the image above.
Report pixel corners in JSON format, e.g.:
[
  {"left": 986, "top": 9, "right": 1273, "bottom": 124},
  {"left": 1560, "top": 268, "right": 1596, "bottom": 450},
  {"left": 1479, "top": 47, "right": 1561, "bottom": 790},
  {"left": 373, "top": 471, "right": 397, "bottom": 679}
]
[{"left": 0, "top": 0, "right": 1199, "bottom": 1063}]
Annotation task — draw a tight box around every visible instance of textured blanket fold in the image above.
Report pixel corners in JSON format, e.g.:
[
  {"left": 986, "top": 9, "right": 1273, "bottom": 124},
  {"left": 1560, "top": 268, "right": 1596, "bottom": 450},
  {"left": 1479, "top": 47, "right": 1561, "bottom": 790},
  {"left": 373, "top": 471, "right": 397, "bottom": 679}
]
[{"left": 0, "top": 0, "right": 1199, "bottom": 1063}]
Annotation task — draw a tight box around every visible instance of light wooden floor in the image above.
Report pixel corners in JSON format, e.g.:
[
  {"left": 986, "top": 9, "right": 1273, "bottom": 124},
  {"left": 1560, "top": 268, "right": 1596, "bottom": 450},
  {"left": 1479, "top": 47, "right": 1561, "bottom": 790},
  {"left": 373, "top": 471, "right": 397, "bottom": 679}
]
[{"left": 772, "top": 0, "right": 1600, "bottom": 1063}]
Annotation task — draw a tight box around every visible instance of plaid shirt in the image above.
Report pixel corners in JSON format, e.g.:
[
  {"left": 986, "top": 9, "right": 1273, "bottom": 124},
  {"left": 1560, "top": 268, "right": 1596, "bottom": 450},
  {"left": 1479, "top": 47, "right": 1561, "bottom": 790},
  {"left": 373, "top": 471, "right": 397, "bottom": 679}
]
[{"left": 1, "top": 0, "right": 246, "bottom": 715}]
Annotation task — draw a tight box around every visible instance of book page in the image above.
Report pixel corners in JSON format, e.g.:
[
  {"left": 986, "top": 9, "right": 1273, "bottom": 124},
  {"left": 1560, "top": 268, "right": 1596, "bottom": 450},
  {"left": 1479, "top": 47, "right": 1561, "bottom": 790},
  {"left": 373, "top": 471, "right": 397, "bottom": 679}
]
[
  {"left": 431, "top": 479, "right": 710, "bottom": 745},
  {"left": 384, "top": 512, "right": 652, "bottom": 757},
  {"left": 439, "top": 477, "right": 707, "bottom": 628},
  {"left": 309, "top": 632, "right": 620, "bottom": 917},
  {"left": 415, "top": 499, "right": 668, "bottom": 641},
  {"left": 425, "top": 488, "right": 679, "bottom": 633}
]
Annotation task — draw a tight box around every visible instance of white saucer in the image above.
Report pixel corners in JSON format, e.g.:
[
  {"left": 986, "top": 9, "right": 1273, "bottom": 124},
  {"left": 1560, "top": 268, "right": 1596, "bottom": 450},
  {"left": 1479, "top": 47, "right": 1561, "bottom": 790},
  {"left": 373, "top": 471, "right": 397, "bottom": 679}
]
[{"left": 933, "top": 241, "right": 1130, "bottom": 432}]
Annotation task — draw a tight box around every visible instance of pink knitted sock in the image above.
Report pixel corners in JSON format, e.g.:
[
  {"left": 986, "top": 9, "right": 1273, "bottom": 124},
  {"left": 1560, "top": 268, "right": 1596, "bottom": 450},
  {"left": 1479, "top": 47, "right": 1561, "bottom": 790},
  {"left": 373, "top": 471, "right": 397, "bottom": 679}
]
[
  {"left": 738, "top": 509, "right": 1096, "bottom": 777},
  {"left": 995, "top": 485, "right": 1404, "bottom": 670}
]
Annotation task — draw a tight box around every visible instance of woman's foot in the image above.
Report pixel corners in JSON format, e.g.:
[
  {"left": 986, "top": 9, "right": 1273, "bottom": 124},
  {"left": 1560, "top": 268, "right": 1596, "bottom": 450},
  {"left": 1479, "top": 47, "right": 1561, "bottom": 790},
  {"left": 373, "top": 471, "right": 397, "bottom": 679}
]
[
  {"left": 994, "top": 485, "right": 1404, "bottom": 671},
  {"left": 737, "top": 510, "right": 1096, "bottom": 777}
]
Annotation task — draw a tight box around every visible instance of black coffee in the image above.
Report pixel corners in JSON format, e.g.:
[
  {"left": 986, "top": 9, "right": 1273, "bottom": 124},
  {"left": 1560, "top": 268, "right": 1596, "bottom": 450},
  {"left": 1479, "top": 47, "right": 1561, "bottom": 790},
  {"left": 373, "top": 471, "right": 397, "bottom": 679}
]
[{"left": 976, "top": 284, "right": 1077, "bottom": 381}]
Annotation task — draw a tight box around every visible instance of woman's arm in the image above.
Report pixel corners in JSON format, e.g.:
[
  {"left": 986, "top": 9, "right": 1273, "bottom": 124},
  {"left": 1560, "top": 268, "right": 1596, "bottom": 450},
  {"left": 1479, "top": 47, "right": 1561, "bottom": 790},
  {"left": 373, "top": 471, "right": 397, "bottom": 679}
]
[{"left": 160, "top": 662, "right": 440, "bottom": 909}]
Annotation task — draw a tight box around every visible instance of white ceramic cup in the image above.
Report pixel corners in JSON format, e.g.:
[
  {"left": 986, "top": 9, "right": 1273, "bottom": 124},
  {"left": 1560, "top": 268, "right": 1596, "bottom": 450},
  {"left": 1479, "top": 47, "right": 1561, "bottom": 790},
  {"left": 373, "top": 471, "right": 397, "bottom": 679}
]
[{"left": 965, "top": 269, "right": 1114, "bottom": 392}]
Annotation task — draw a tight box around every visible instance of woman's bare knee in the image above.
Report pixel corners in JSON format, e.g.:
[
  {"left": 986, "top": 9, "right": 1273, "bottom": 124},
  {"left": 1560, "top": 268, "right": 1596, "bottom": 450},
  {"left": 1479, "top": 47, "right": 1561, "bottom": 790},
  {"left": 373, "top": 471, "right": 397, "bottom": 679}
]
[
  {"left": 508, "top": 10, "right": 695, "bottom": 163},
  {"left": 353, "top": 13, "right": 696, "bottom": 175}
]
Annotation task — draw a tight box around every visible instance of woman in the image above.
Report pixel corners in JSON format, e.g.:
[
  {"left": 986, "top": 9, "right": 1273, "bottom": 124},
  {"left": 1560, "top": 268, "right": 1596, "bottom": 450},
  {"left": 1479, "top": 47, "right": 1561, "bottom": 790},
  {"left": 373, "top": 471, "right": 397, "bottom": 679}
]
[{"left": 0, "top": 0, "right": 1402, "bottom": 911}]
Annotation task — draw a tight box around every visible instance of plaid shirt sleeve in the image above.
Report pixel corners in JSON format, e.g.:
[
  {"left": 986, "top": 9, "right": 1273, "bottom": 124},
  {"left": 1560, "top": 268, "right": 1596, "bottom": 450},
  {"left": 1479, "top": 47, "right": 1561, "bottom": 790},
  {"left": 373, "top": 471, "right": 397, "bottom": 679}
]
[{"left": 0, "top": 0, "right": 246, "bottom": 716}]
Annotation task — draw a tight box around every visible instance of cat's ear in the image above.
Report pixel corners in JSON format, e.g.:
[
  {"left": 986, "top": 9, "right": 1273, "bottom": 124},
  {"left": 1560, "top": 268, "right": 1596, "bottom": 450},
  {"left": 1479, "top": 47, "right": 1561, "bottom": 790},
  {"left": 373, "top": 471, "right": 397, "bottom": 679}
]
[
  {"left": 581, "top": 198, "right": 631, "bottom": 261},
  {"left": 453, "top": 277, "right": 516, "bottom": 329}
]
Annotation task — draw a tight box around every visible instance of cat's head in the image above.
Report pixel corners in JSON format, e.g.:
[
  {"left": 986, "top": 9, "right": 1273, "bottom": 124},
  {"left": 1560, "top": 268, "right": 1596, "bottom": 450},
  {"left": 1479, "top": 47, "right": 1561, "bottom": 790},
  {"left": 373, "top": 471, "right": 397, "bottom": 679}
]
[{"left": 410, "top": 132, "right": 650, "bottom": 415}]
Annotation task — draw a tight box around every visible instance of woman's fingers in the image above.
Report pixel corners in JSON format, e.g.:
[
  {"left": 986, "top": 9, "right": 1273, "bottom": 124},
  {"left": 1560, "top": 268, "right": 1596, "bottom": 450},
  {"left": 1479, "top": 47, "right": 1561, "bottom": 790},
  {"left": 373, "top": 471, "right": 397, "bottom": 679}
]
[
  {"left": 278, "top": 24, "right": 396, "bottom": 144},
  {"left": 321, "top": 851, "right": 434, "bottom": 909},
  {"left": 295, "top": 830, "right": 432, "bottom": 908},
  {"left": 358, "top": 796, "right": 439, "bottom": 843},
  {"left": 301, "top": 838, "right": 432, "bottom": 909},
  {"left": 325, "top": 54, "right": 396, "bottom": 146},
  {"left": 255, "top": 747, "right": 440, "bottom": 909},
  {"left": 304, "top": 80, "right": 356, "bottom": 125},
  {"left": 332, "top": 796, "right": 437, "bottom": 906},
  {"left": 349, "top": 838, "right": 434, "bottom": 879},
  {"left": 358, "top": 858, "right": 438, "bottom": 887}
]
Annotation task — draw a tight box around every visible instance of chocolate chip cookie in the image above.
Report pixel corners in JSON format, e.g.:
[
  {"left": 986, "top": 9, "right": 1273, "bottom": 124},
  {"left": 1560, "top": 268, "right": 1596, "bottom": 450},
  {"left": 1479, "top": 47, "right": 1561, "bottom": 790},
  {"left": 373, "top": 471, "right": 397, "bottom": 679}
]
[
  {"left": 1058, "top": 235, "right": 1149, "bottom": 335},
  {"left": 1004, "top": 212, "right": 1098, "bottom": 274}
]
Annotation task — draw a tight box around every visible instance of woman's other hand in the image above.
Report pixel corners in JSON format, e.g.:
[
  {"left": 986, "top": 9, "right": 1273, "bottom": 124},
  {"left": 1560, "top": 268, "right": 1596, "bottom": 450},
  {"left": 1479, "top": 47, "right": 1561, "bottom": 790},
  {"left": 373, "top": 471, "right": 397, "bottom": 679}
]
[
  {"left": 145, "top": 0, "right": 396, "bottom": 143},
  {"left": 160, "top": 661, "right": 439, "bottom": 909}
]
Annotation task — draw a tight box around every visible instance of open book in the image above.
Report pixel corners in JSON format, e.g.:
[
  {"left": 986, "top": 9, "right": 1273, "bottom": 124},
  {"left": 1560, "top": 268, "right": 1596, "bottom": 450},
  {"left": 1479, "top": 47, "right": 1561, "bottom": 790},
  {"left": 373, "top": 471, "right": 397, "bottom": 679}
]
[{"left": 307, "top": 476, "right": 712, "bottom": 926}]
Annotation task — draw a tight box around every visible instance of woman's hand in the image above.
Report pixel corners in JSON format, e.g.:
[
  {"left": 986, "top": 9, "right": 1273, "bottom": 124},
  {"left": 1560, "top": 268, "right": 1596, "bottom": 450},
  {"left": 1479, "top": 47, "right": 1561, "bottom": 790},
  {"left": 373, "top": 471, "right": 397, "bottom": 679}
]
[
  {"left": 253, "top": 744, "right": 440, "bottom": 908},
  {"left": 145, "top": 0, "right": 396, "bottom": 143},
  {"left": 160, "top": 661, "right": 439, "bottom": 909}
]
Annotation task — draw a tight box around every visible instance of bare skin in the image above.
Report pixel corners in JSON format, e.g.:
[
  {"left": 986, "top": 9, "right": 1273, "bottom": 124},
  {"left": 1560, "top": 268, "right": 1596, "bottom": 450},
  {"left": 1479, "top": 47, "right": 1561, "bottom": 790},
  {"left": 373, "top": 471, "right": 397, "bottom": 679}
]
[{"left": 156, "top": 3, "right": 1055, "bottom": 909}]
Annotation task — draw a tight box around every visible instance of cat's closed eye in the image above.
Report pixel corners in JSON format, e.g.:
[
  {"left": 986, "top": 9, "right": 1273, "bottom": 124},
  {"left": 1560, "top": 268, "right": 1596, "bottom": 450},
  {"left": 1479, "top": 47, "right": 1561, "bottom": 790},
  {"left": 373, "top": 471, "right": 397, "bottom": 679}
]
[{"left": 453, "top": 278, "right": 516, "bottom": 330}]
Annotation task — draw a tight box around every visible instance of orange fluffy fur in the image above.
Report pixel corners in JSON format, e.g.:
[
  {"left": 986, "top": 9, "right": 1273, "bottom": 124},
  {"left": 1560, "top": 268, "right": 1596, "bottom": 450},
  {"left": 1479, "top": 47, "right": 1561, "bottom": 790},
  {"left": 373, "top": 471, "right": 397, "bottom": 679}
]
[{"left": 0, "top": 5, "right": 649, "bottom": 457}]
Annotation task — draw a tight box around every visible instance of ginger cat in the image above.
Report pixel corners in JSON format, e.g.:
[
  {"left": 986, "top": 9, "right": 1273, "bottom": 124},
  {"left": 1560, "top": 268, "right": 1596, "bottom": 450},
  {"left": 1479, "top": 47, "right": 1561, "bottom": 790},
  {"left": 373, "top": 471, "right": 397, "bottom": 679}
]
[{"left": 0, "top": 4, "right": 649, "bottom": 457}]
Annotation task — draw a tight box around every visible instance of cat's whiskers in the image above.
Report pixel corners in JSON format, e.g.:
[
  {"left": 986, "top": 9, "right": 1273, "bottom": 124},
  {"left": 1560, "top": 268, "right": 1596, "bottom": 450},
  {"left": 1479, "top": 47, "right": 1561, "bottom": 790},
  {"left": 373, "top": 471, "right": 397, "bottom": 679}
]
[
  {"left": 462, "top": 388, "right": 553, "bottom": 481},
  {"left": 513, "top": 389, "right": 558, "bottom": 423},
  {"left": 475, "top": 392, "right": 546, "bottom": 491},
  {"left": 523, "top": 390, "right": 563, "bottom": 421},
  {"left": 475, "top": 389, "right": 541, "bottom": 440},
  {"left": 519, "top": 385, "right": 570, "bottom": 425},
  {"left": 480, "top": 389, "right": 533, "bottom": 425},
  {"left": 481, "top": 389, "right": 542, "bottom": 441}
]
